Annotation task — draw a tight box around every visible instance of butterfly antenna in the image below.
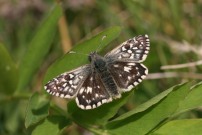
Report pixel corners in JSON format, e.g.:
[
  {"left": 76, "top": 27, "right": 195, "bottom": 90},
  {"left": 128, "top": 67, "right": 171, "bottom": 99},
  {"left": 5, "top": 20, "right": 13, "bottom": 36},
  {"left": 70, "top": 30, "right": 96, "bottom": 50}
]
[
  {"left": 69, "top": 51, "right": 88, "bottom": 56},
  {"left": 96, "top": 35, "right": 107, "bottom": 53}
]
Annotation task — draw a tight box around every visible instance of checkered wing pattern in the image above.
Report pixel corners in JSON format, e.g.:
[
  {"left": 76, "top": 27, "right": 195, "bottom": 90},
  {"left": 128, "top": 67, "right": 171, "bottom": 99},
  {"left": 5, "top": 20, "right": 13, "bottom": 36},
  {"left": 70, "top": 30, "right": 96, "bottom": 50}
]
[
  {"left": 105, "top": 35, "right": 150, "bottom": 62},
  {"left": 108, "top": 61, "right": 148, "bottom": 92},
  {"left": 76, "top": 72, "right": 112, "bottom": 109},
  {"left": 45, "top": 65, "right": 90, "bottom": 98}
]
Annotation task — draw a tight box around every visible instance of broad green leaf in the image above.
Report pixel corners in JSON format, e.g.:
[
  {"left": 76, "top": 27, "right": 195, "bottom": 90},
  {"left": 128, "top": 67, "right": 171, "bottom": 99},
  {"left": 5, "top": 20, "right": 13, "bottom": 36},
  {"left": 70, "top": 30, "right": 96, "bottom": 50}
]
[
  {"left": 109, "top": 83, "right": 181, "bottom": 122},
  {"left": 106, "top": 82, "right": 191, "bottom": 135},
  {"left": 16, "top": 4, "right": 63, "bottom": 92},
  {"left": 0, "top": 44, "right": 18, "bottom": 95},
  {"left": 25, "top": 93, "right": 50, "bottom": 128},
  {"left": 68, "top": 92, "right": 131, "bottom": 127},
  {"left": 43, "top": 26, "right": 121, "bottom": 84},
  {"left": 151, "top": 119, "right": 202, "bottom": 135},
  {"left": 176, "top": 81, "right": 202, "bottom": 114},
  {"left": 32, "top": 115, "right": 71, "bottom": 135}
]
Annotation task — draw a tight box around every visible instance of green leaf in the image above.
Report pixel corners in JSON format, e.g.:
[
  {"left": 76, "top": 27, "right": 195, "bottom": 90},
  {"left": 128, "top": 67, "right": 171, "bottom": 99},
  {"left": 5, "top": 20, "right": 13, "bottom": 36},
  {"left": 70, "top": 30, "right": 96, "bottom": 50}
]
[
  {"left": 43, "top": 26, "right": 121, "bottom": 85},
  {"left": 68, "top": 92, "right": 131, "bottom": 127},
  {"left": 0, "top": 44, "right": 18, "bottom": 95},
  {"left": 16, "top": 4, "right": 63, "bottom": 92},
  {"left": 109, "top": 83, "right": 180, "bottom": 122},
  {"left": 25, "top": 92, "right": 50, "bottom": 128},
  {"left": 176, "top": 81, "right": 202, "bottom": 114},
  {"left": 31, "top": 115, "right": 71, "bottom": 135},
  {"left": 106, "top": 82, "right": 191, "bottom": 135},
  {"left": 151, "top": 119, "right": 202, "bottom": 135}
]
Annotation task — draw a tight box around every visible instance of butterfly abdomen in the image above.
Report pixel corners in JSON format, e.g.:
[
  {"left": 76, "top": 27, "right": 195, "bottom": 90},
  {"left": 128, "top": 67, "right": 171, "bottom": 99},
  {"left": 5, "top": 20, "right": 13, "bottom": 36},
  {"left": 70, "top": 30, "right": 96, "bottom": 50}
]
[{"left": 100, "top": 70, "right": 120, "bottom": 97}]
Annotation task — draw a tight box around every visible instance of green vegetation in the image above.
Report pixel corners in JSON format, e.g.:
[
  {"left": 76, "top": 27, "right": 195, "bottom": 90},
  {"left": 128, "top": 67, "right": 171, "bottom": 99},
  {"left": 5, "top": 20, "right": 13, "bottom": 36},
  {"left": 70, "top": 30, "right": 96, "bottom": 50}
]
[{"left": 0, "top": 1, "right": 202, "bottom": 135}]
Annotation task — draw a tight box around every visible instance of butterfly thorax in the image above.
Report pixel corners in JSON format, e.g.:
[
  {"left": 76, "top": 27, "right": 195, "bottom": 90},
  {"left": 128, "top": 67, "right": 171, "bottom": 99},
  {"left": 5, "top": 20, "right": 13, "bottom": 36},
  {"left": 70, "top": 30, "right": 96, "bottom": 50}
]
[
  {"left": 88, "top": 52, "right": 120, "bottom": 97},
  {"left": 89, "top": 52, "right": 106, "bottom": 73}
]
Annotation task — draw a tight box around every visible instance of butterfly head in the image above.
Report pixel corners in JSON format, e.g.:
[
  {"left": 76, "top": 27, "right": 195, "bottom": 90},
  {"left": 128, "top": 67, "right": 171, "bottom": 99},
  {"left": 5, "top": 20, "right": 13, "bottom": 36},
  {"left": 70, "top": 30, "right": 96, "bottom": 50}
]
[{"left": 88, "top": 52, "right": 106, "bottom": 72}]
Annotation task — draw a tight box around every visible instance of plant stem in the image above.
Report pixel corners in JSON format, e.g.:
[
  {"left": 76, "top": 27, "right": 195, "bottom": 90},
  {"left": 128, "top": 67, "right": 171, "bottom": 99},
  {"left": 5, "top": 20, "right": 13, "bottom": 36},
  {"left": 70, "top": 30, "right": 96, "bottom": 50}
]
[{"left": 0, "top": 93, "right": 31, "bottom": 104}]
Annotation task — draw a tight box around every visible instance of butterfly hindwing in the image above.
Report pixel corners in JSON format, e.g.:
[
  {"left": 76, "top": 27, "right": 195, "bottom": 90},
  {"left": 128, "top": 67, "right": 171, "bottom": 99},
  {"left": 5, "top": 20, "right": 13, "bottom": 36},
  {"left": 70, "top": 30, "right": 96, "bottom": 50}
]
[
  {"left": 76, "top": 72, "right": 112, "bottom": 109},
  {"left": 108, "top": 61, "right": 148, "bottom": 92}
]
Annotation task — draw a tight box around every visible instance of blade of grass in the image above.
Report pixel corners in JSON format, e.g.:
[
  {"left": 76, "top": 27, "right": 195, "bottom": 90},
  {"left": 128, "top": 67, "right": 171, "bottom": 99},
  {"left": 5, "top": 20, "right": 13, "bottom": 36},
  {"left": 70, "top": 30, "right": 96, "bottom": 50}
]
[
  {"left": 16, "top": 4, "right": 63, "bottom": 93},
  {"left": 0, "top": 44, "right": 18, "bottom": 95}
]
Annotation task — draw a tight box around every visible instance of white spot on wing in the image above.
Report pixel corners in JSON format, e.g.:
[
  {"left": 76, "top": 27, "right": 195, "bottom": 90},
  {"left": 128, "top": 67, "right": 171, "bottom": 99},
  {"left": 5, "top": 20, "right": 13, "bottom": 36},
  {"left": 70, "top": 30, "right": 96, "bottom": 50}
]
[
  {"left": 130, "top": 54, "right": 134, "bottom": 59},
  {"left": 122, "top": 46, "right": 126, "bottom": 51},
  {"left": 87, "top": 87, "right": 92, "bottom": 94},
  {"left": 64, "top": 86, "right": 69, "bottom": 92},
  {"left": 95, "top": 94, "right": 99, "bottom": 98},
  {"left": 86, "top": 105, "right": 92, "bottom": 109},
  {"left": 145, "top": 50, "right": 149, "bottom": 54},
  {"left": 141, "top": 75, "right": 146, "bottom": 79},
  {"left": 134, "top": 82, "right": 139, "bottom": 86},
  {"left": 114, "top": 64, "right": 119, "bottom": 67},
  {"left": 126, "top": 85, "right": 133, "bottom": 91},
  {"left": 79, "top": 76, "right": 84, "bottom": 79},
  {"left": 56, "top": 93, "right": 59, "bottom": 96},
  {"left": 72, "top": 85, "right": 77, "bottom": 89},
  {"left": 61, "top": 78, "right": 66, "bottom": 82},
  {"left": 142, "top": 54, "right": 147, "bottom": 61},
  {"left": 102, "top": 99, "right": 107, "bottom": 103},
  {"left": 127, "top": 50, "right": 132, "bottom": 53},
  {"left": 69, "top": 80, "right": 73, "bottom": 84},
  {"left": 60, "top": 94, "right": 64, "bottom": 98},
  {"left": 62, "top": 83, "right": 67, "bottom": 87},
  {"left": 79, "top": 88, "right": 84, "bottom": 94},
  {"left": 73, "top": 78, "right": 80, "bottom": 84},
  {"left": 124, "top": 66, "right": 131, "bottom": 72},
  {"left": 97, "top": 102, "right": 101, "bottom": 107},
  {"left": 65, "top": 95, "right": 70, "bottom": 98},
  {"left": 93, "top": 104, "right": 96, "bottom": 108},
  {"left": 128, "top": 76, "right": 132, "bottom": 80},
  {"left": 69, "top": 74, "right": 74, "bottom": 78},
  {"left": 127, "top": 63, "right": 135, "bottom": 66}
]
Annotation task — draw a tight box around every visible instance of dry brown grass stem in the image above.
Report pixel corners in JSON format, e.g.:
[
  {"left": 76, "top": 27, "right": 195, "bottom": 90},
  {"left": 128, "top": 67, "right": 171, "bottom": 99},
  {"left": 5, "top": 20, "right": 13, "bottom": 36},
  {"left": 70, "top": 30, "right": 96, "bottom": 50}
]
[
  {"left": 161, "top": 60, "right": 202, "bottom": 70},
  {"left": 147, "top": 72, "right": 202, "bottom": 80}
]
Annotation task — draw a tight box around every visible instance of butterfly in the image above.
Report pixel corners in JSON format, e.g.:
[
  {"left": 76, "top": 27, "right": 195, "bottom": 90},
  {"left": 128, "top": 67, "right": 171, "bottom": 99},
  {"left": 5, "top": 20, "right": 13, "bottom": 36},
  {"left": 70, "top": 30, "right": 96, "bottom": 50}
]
[{"left": 44, "top": 35, "right": 150, "bottom": 110}]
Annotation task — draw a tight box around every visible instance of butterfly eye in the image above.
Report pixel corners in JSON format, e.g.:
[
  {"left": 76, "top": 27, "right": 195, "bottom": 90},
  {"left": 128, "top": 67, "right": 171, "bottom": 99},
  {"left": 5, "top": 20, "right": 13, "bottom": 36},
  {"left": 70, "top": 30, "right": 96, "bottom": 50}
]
[{"left": 88, "top": 55, "right": 92, "bottom": 62}]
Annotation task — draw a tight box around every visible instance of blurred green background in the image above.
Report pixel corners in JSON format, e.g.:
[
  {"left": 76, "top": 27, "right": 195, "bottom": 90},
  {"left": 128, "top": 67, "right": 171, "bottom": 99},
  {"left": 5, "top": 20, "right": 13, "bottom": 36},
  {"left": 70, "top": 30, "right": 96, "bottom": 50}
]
[{"left": 0, "top": 0, "right": 202, "bottom": 135}]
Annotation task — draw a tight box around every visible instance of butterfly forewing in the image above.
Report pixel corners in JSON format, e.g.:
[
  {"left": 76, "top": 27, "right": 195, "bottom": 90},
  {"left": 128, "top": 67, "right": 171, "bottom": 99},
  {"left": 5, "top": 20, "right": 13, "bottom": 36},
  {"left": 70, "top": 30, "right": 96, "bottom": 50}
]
[
  {"left": 76, "top": 72, "right": 112, "bottom": 109},
  {"left": 45, "top": 65, "right": 90, "bottom": 98},
  {"left": 105, "top": 35, "right": 150, "bottom": 62},
  {"left": 108, "top": 61, "right": 148, "bottom": 92}
]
